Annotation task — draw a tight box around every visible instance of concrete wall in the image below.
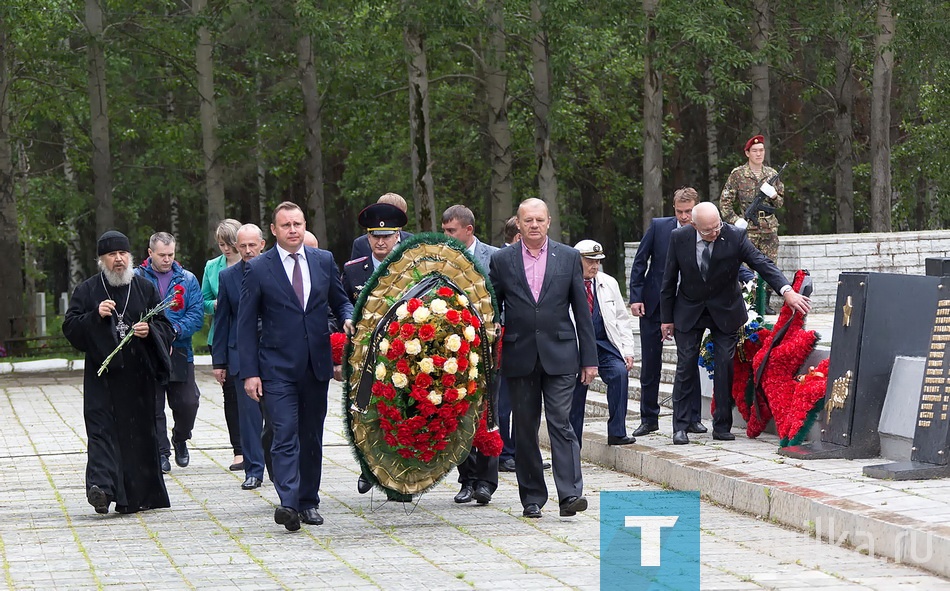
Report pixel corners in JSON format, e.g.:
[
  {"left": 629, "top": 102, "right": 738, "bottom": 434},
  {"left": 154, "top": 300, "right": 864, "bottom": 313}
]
[{"left": 625, "top": 229, "right": 950, "bottom": 312}]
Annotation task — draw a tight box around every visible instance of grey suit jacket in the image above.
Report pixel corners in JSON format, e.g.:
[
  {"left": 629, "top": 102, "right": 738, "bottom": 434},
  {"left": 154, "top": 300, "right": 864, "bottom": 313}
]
[
  {"left": 470, "top": 237, "right": 498, "bottom": 274},
  {"left": 489, "top": 239, "right": 597, "bottom": 378}
]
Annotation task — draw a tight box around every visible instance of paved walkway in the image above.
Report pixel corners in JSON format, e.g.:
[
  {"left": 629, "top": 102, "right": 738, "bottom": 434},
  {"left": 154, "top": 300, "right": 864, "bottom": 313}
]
[{"left": 2, "top": 366, "right": 950, "bottom": 590}]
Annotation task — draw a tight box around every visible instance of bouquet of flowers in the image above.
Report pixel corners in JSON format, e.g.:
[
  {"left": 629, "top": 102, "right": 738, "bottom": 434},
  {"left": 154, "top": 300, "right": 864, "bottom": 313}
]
[
  {"left": 98, "top": 285, "right": 185, "bottom": 376},
  {"left": 698, "top": 281, "right": 766, "bottom": 379},
  {"left": 369, "top": 287, "right": 484, "bottom": 463}
]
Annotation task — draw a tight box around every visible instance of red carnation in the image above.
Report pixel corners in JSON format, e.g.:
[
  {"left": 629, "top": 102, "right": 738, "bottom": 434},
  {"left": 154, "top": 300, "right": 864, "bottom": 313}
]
[
  {"left": 400, "top": 323, "right": 416, "bottom": 340},
  {"left": 388, "top": 321, "right": 400, "bottom": 337},
  {"left": 384, "top": 433, "right": 398, "bottom": 447},
  {"left": 397, "top": 448, "right": 415, "bottom": 459},
  {"left": 389, "top": 339, "right": 406, "bottom": 357},
  {"left": 330, "top": 332, "right": 347, "bottom": 365},
  {"left": 461, "top": 309, "right": 473, "bottom": 324},
  {"left": 432, "top": 355, "right": 446, "bottom": 367},
  {"left": 437, "top": 287, "right": 454, "bottom": 298},
  {"left": 418, "top": 324, "right": 436, "bottom": 341},
  {"left": 457, "top": 357, "right": 469, "bottom": 372},
  {"left": 445, "top": 310, "right": 461, "bottom": 324},
  {"left": 444, "top": 388, "right": 458, "bottom": 402},
  {"left": 407, "top": 298, "right": 424, "bottom": 313},
  {"left": 471, "top": 316, "right": 481, "bottom": 329},
  {"left": 441, "top": 374, "right": 456, "bottom": 388},
  {"left": 420, "top": 450, "right": 436, "bottom": 462},
  {"left": 472, "top": 335, "right": 481, "bottom": 347},
  {"left": 458, "top": 341, "right": 470, "bottom": 356},
  {"left": 415, "top": 373, "right": 433, "bottom": 389}
]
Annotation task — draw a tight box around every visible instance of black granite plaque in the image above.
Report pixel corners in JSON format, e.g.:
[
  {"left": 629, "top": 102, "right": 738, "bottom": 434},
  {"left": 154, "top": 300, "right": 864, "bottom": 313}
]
[
  {"left": 865, "top": 293, "right": 950, "bottom": 480},
  {"left": 780, "top": 272, "right": 941, "bottom": 460}
]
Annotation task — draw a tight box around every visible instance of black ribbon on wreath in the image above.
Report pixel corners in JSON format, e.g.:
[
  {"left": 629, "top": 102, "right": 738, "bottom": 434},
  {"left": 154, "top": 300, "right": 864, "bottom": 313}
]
[{"left": 751, "top": 272, "right": 813, "bottom": 423}]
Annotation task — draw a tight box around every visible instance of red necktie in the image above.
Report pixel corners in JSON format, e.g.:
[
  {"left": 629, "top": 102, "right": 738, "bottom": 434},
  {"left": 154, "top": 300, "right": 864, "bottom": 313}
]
[
  {"left": 291, "top": 253, "right": 305, "bottom": 308},
  {"left": 585, "top": 279, "right": 594, "bottom": 313}
]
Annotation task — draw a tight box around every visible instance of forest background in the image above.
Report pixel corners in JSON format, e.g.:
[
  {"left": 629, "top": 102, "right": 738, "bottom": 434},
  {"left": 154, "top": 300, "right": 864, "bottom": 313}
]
[{"left": 0, "top": 0, "right": 948, "bottom": 341}]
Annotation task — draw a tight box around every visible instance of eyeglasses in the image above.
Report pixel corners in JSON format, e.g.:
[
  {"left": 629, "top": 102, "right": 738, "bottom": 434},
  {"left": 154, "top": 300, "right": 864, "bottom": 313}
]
[{"left": 696, "top": 221, "right": 723, "bottom": 237}]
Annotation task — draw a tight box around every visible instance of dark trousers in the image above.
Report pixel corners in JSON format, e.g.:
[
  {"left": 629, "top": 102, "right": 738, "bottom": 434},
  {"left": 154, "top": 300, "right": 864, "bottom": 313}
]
[
  {"left": 638, "top": 315, "right": 663, "bottom": 423},
  {"left": 237, "top": 383, "right": 267, "bottom": 480},
  {"left": 507, "top": 359, "right": 583, "bottom": 508},
  {"left": 497, "top": 376, "right": 516, "bottom": 462},
  {"left": 570, "top": 346, "right": 629, "bottom": 446},
  {"left": 262, "top": 363, "right": 328, "bottom": 511},
  {"left": 672, "top": 312, "right": 736, "bottom": 434},
  {"left": 155, "top": 362, "right": 200, "bottom": 458},
  {"left": 457, "top": 448, "right": 499, "bottom": 492},
  {"left": 221, "top": 373, "right": 242, "bottom": 456}
]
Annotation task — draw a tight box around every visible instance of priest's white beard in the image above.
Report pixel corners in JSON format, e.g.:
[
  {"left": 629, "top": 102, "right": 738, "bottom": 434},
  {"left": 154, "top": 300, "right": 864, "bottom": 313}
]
[{"left": 98, "top": 256, "right": 135, "bottom": 287}]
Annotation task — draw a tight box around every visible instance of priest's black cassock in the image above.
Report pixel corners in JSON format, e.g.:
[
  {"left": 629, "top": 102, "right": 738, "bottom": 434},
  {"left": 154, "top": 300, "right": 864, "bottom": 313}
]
[{"left": 64, "top": 274, "right": 175, "bottom": 513}]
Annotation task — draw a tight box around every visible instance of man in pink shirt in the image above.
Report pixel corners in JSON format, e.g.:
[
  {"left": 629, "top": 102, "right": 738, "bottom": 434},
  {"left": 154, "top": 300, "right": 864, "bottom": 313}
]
[{"left": 488, "top": 198, "right": 598, "bottom": 519}]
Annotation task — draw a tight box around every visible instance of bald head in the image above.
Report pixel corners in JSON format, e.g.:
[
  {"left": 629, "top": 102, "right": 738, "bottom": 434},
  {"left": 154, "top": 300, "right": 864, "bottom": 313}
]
[
  {"left": 692, "top": 202, "right": 723, "bottom": 240},
  {"left": 304, "top": 231, "right": 319, "bottom": 248}
]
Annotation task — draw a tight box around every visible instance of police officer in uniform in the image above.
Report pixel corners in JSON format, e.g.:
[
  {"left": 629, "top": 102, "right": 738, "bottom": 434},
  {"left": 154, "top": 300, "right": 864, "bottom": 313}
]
[
  {"left": 342, "top": 203, "right": 409, "bottom": 305},
  {"left": 342, "top": 202, "right": 409, "bottom": 495}
]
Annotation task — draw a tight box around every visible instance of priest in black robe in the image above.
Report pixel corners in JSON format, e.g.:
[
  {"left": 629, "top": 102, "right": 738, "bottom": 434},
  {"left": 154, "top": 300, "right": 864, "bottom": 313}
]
[{"left": 63, "top": 231, "right": 175, "bottom": 515}]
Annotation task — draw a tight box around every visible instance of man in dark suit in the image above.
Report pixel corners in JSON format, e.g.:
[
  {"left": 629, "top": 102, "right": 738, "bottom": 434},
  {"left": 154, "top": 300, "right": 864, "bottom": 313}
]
[
  {"left": 660, "top": 202, "right": 810, "bottom": 444},
  {"left": 441, "top": 204, "right": 500, "bottom": 505},
  {"left": 350, "top": 192, "right": 413, "bottom": 261},
  {"left": 212, "top": 223, "right": 268, "bottom": 491},
  {"left": 239, "top": 202, "right": 353, "bottom": 531},
  {"left": 489, "top": 198, "right": 597, "bottom": 519},
  {"left": 628, "top": 188, "right": 701, "bottom": 437}
]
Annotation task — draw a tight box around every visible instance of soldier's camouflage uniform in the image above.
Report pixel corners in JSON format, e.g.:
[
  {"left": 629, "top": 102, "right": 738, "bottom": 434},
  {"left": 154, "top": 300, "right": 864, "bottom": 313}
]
[{"left": 719, "top": 163, "right": 784, "bottom": 261}]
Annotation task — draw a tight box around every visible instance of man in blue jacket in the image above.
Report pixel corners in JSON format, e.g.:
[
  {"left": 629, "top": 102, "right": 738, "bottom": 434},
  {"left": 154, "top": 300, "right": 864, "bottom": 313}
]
[{"left": 137, "top": 232, "right": 204, "bottom": 473}]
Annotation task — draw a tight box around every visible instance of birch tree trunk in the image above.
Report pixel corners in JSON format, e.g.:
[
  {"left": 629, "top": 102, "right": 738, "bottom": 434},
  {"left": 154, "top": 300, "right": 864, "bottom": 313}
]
[
  {"left": 531, "top": 0, "right": 560, "bottom": 238},
  {"left": 704, "top": 67, "right": 721, "bottom": 203},
  {"left": 405, "top": 24, "right": 436, "bottom": 232},
  {"left": 0, "top": 22, "right": 24, "bottom": 340},
  {"left": 85, "top": 0, "right": 113, "bottom": 235},
  {"left": 193, "top": 0, "right": 225, "bottom": 251},
  {"left": 751, "top": 0, "right": 770, "bottom": 147},
  {"left": 297, "top": 33, "right": 327, "bottom": 245},
  {"left": 869, "top": 0, "right": 894, "bottom": 232},
  {"left": 642, "top": 0, "right": 663, "bottom": 232},
  {"left": 486, "top": 0, "right": 512, "bottom": 246},
  {"left": 834, "top": 0, "right": 855, "bottom": 233}
]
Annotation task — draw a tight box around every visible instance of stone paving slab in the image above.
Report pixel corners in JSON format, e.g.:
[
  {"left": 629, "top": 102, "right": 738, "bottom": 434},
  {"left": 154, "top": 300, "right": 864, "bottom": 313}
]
[{"left": 2, "top": 365, "right": 950, "bottom": 589}]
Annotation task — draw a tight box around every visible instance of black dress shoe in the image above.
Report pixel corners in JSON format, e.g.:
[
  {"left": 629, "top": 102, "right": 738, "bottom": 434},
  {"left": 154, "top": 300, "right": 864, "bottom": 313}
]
[
  {"left": 559, "top": 495, "right": 588, "bottom": 517},
  {"left": 172, "top": 440, "right": 189, "bottom": 467},
  {"left": 687, "top": 421, "right": 708, "bottom": 434},
  {"left": 542, "top": 461, "right": 551, "bottom": 470},
  {"left": 357, "top": 474, "right": 372, "bottom": 494},
  {"left": 160, "top": 456, "right": 171, "bottom": 474},
  {"left": 499, "top": 458, "right": 517, "bottom": 472},
  {"left": 522, "top": 504, "right": 542, "bottom": 518},
  {"left": 712, "top": 431, "right": 736, "bottom": 441},
  {"left": 229, "top": 461, "right": 244, "bottom": 472},
  {"left": 454, "top": 485, "right": 474, "bottom": 503},
  {"left": 274, "top": 506, "right": 300, "bottom": 532},
  {"left": 87, "top": 485, "right": 110, "bottom": 514},
  {"left": 672, "top": 430, "right": 689, "bottom": 445},
  {"left": 607, "top": 435, "right": 636, "bottom": 446},
  {"left": 473, "top": 484, "right": 492, "bottom": 505},
  {"left": 300, "top": 507, "right": 324, "bottom": 525},
  {"left": 631, "top": 423, "right": 659, "bottom": 437},
  {"left": 241, "top": 476, "right": 262, "bottom": 490}
]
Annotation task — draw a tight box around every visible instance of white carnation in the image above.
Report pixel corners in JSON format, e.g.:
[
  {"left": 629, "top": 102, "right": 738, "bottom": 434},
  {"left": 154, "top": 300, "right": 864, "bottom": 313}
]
[
  {"left": 427, "top": 390, "right": 443, "bottom": 405},
  {"left": 469, "top": 351, "right": 480, "bottom": 366},
  {"left": 405, "top": 338, "right": 422, "bottom": 355},
  {"left": 443, "top": 358, "right": 459, "bottom": 375},
  {"left": 418, "top": 357, "right": 435, "bottom": 374},
  {"left": 463, "top": 325, "right": 477, "bottom": 342},
  {"left": 375, "top": 363, "right": 387, "bottom": 381},
  {"left": 430, "top": 299, "right": 448, "bottom": 315},
  {"left": 392, "top": 372, "right": 408, "bottom": 388},
  {"left": 445, "top": 334, "right": 462, "bottom": 352},
  {"left": 412, "top": 306, "right": 431, "bottom": 322},
  {"left": 468, "top": 366, "right": 479, "bottom": 380},
  {"left": 378, "top": 338, "right": 390, "bottom": 354},
  {"left": 457, "top": 294, "right": 469, "bottom": 307},
  {"left": 396, "top": 303, "right": 409, "bottom": 319}
]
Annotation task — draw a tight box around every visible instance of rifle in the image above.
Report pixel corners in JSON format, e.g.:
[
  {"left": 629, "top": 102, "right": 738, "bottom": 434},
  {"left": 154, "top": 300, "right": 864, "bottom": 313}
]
[{"left": 742, "top": 162, "right": 787, "bottom": 227}]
